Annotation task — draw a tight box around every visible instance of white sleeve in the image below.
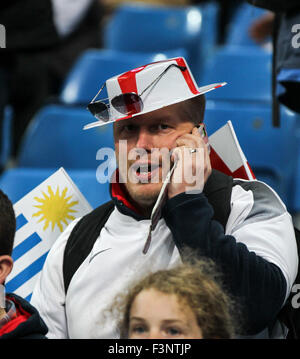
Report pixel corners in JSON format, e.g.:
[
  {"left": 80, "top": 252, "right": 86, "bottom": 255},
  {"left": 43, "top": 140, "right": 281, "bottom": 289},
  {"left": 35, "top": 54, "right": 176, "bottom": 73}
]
[
  {"left": 226, "top": 180, "right": 298, "bottom": 301},
  {"left": 31, "top": 218, "right": 81, "bottom": 339}
]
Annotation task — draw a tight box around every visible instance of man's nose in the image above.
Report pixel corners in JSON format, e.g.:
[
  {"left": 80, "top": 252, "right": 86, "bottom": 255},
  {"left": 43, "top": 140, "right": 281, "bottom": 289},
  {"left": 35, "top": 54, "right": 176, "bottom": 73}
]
[{"left": 135, "top": 128, "right": 154, "bottom": 151}]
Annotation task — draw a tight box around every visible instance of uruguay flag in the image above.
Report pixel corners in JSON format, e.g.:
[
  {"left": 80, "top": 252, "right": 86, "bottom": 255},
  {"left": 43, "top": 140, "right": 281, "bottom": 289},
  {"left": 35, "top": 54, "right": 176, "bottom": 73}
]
[{"left": 5, "top": 168, "right": 92, "bottom": 301}]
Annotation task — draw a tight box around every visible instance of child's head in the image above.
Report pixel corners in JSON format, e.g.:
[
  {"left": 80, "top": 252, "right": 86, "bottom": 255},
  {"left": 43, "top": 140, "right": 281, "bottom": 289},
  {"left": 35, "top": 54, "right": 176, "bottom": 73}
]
[
  {"left": 0, "top": 190, "right": 15, "bottom": 285},
  {"left": 128, "top": 287, "right": 203, "bottom": 339},
  {"left": 112, "top": 258, "right": 237, "bottom": 339},
  {"left": 0, "top": 190, "right": 16, "bottom": 258}
]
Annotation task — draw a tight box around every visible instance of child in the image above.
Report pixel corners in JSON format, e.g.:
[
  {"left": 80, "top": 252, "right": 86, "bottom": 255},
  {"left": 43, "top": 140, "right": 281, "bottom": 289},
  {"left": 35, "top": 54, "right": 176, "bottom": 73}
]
[
  {"left": 0, "top": 190, "right": 48, "bottom": 339},
  {"left": 111, "top": 258, "right": 239, "bottom": 339}
]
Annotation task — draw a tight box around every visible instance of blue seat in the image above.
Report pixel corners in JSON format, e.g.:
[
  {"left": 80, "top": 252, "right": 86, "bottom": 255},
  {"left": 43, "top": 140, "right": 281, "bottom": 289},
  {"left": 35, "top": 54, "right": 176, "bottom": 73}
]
[
  {"left": 1, "top": 106, "right": 12, "bottom": 167},
  {"left": 59, "top": 48, "right": 188, "bottom": 106},
  {"left": 0, "top": 167, "right": 111, "bottom": 209},
  {"left": 205, "top": 101, "right": 300, "bottom": 209},
  {"left": 103, "top": 3, "right": 219, "bottom": 81},
  {"left": 201, "top": 43, "right": 300, "bottom": 211},
  {"left": 201, "top": 46, "right": 272, "bottom": 103},
  {"left": 226, "top": 3, "right": 269, "bottom": 47},
  {"left": 17, "top": 105, "right": 116, "bottom": 170}
]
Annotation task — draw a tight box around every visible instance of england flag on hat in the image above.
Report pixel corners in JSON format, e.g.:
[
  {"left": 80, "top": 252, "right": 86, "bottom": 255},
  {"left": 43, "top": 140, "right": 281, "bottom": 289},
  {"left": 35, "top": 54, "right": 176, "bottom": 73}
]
[{"left": 84, "top": 57, "right": 227, "bottom": 129}]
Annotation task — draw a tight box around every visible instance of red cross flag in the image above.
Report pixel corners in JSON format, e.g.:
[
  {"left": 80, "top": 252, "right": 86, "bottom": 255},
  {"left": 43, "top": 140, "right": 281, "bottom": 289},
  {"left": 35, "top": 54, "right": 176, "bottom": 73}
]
[{"left": 209, "top": 121, "right": 256, "bottom": 180}]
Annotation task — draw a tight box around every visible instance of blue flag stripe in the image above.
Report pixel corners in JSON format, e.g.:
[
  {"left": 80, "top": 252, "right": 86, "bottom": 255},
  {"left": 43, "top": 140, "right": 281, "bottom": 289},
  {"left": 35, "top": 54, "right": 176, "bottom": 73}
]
[
  {"left": 5, "top": 252, "right": 49, "bottom": 293},
  {"left": 12, "top": 232, "right": 42, "bottom": 261},
  {"left": 16, "top": 214, "right": 28, "bottom": 231},
  {"left": 25, "top": 293, "right": 32, "bottom": 302}
]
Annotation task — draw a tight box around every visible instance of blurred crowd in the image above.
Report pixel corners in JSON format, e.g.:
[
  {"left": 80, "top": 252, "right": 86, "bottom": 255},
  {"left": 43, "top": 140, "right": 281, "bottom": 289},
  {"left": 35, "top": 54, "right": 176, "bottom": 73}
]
[{"left": 0, "top": 0, "right": 244, "bottom": 167}]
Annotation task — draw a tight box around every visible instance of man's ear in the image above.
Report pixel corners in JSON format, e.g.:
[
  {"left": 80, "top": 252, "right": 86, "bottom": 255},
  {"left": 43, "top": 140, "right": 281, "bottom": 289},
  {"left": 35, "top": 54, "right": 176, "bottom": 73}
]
[{"left": 0, "top": 255, "right": 13, "bottom": 284}]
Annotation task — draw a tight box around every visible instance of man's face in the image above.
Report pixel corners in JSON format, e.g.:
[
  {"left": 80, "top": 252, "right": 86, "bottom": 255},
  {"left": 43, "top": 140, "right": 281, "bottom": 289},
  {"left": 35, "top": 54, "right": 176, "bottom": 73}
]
[{"left": 113, "top": 102, "right": 196, "bottom": 210}]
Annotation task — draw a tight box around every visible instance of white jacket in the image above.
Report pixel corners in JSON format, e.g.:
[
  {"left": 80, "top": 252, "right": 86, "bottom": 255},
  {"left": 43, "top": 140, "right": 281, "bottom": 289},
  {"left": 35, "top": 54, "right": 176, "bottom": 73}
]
[{"left": 31, "top": 177, "right": 298, "bottom": 338}]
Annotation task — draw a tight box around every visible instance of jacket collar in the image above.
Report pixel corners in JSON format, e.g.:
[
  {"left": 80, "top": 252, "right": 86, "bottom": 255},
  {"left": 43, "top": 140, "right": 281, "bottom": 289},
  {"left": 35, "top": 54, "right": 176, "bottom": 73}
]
[
  {"left": 110, "top": 169, "right": 233, "bottom": 228},
  {"left": 0, "top": 293, "right": 48, "bottom": 338},
  {"left": 110, "top": 170, "right": 147, "bottom": 221}
]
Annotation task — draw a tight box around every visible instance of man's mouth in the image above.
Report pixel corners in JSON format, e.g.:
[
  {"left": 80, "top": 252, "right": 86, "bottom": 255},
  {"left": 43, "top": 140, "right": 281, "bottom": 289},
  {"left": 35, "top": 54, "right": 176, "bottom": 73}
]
[{"left": 131, "top": 162, "right": 160, "bottom": 182}]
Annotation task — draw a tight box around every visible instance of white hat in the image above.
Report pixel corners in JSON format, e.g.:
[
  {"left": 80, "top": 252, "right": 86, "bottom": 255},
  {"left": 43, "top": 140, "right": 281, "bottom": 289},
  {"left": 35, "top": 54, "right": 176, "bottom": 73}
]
[{"left": 84, "top": 57, "right": 226, "bottom": 130}]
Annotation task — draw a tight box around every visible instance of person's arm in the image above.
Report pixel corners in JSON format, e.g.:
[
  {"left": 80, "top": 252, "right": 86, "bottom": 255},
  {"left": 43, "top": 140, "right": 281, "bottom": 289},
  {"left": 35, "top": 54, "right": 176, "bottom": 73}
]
[
  {"left": 163, "top": 181, "right": 298, "bottom": 335},
  {"left": 31, "top": 218, "right": 81, "bottom": 339},
  {"left": 249, "top": 12, "right": 275, "bottom": 44}
]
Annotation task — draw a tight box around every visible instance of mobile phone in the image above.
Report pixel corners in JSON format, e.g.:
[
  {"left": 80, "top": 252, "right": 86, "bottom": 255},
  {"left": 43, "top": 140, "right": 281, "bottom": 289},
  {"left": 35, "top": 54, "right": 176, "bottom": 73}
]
[
  {"left": 143, "top": 158, "right": 178, "bottom": 254},
  {"left": 197, "top": 124, "right": 210, "bottom": 153}
]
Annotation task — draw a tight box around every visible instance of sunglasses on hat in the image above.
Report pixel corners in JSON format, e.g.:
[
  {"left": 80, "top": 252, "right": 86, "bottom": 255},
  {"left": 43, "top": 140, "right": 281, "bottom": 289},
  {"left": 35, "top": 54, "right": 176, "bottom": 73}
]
[{"left": 87, "top": 63, "right": 187, "bottom": 122}]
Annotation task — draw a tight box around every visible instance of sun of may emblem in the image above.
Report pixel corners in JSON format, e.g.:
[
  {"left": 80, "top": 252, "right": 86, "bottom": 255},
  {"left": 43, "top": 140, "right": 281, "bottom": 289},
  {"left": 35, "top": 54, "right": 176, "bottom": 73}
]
[{"left": 32, "top": 186, "right": 78, "bottom": 232}]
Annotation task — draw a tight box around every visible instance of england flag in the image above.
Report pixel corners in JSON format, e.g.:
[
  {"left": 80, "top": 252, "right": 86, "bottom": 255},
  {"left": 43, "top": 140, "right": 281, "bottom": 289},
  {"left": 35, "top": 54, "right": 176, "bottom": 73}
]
[
  {"left": 5, "top": 168, "right": 92, "bottom": 301},
  {"left": 209, "top": 121, "right": 256, "bottom": 181}
]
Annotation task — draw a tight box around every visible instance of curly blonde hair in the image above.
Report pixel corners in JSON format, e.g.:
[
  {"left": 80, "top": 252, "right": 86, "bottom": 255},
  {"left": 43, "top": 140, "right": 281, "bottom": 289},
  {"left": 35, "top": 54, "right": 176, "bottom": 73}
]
[{"left": 110, "top": 256, "right": 239, "bottom": 339}]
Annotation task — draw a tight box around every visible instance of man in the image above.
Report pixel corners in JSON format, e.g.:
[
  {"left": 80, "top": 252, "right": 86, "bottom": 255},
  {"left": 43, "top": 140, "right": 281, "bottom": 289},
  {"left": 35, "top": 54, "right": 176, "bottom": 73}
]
[
  {"left": 0, "top": 190, "right": 48, "bottom": 339},
  {"left": 31, "top": 57, "right": 298, "bottom": 338}
]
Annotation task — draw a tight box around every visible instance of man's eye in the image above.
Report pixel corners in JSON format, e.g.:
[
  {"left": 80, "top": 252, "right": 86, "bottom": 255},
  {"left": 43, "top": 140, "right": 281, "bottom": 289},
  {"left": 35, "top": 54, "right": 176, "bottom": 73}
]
[{"left": 157, "top": 124, "right": 170, "bottom": 131}]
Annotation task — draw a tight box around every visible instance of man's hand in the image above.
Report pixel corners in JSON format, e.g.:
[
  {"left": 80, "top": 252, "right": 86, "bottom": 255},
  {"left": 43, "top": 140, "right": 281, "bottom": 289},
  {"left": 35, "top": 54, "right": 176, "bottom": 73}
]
[{"left": 168, "top": 127, "right": 212, "bottom": 199}]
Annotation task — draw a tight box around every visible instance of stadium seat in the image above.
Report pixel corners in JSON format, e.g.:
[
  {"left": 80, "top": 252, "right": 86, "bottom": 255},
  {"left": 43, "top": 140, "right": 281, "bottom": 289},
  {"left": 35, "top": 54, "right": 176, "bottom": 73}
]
[
  {"left": 201, "top": 44, "right": 300, "bottom": 211},
  {"left": 0, "top": 167, "right": 111, "bottom": 209},
  {"left": 1, "top": 106, "right": 12, "bottom": 168},
  {"left": 59, "top": 48, "right": 188, "bottom": 106},
  {"left": 226, "top": 2, "right": 269, "bottom": 47},
  {"left": 201, "top": 46, "right": 272, "bottom": 103},
  {"left": 17, "top": 105, "right": 116, "bottom": 170},
  {"left": 205, "top": 101, "right": 300, "bottom": 209},
  {"left": 103, "top": 2, "right": 219, "bottom": 81}
]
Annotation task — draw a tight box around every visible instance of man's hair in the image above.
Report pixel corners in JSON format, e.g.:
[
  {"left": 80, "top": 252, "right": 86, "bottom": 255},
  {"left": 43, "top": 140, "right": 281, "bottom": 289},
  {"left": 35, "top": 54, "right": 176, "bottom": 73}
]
[
  {"left": 0, "top": 190, "right": 16, "bottom": 256},
  {"left": 179, "top": 94, "right": 206, "bottom": 126},
  {"left": 112, "top": 94, "right": 206, "bottom": 130},
  {"left": 109, "top": 254, "right": 240, "bottom": 339}
]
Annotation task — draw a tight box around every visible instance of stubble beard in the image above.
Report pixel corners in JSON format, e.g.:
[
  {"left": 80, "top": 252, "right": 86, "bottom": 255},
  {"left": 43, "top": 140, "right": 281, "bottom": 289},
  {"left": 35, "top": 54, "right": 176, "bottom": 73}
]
[{"left": 123, "top": 181, "right": 163, "bottom": 213}]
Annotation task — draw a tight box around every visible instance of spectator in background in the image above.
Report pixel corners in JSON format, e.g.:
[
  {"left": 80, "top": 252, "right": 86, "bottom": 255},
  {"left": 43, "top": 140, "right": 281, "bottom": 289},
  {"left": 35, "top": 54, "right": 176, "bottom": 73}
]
[
  {"left": 191, "top": 0, "right": 241, "bottom": 44},
  {"left": 101, "top": 0, "right": 190, "bottom": 24},
  {"left": 102, "top": 0, "right": 190, "bottom": 16},
  {"left": 0, "top": 0, "right": 103, "bottom": 163},
  {"left": 247, "top": 1, "right": 300, "bottom": 126},
  {"left": 109, "top": 258, "right": 238, "bottom": 339},
  {"left": 249, "top": 11, "right": 275, "bottom": 44},
  {"left": 0, "top": 190, "right": 48, "bottom": 339},
  {"left": 44, "top": 0, "right": 103, "bottom": 96}
]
